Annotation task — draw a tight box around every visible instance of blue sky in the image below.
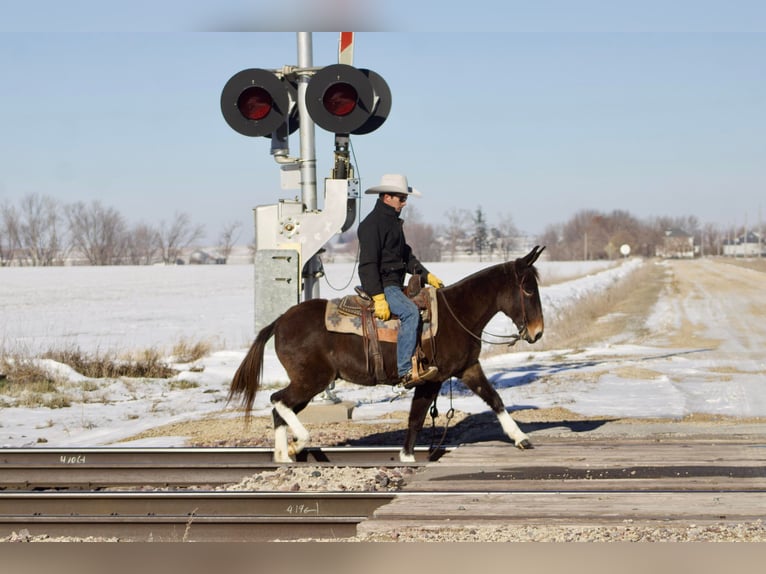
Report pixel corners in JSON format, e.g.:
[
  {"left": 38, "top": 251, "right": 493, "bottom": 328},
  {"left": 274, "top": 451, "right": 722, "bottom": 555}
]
[{"left": 1, "top": 2, "right": 765, "bottom": 243}]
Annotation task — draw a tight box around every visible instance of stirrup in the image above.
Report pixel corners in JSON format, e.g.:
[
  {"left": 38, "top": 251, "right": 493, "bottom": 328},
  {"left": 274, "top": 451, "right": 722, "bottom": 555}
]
[{"left": 396, "top": 362, "right": 439, "bottom": 390}]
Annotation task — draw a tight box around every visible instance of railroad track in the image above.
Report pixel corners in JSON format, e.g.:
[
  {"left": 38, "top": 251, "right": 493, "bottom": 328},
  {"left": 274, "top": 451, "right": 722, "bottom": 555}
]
[
  {"left": 2, "top": 437, "right": 765, "bottom": 541},
  {"left": 0, "top": 446, "right": 440, "bottom": 542}
]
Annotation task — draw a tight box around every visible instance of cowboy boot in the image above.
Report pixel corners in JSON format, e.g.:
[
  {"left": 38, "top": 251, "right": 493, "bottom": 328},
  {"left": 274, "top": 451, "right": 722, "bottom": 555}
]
[{"left": 398, "top": 356, "right": 439, "bottom": 389}]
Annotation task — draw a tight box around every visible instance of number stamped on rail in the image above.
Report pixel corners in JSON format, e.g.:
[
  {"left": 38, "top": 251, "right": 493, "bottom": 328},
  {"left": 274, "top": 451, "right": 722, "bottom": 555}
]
[
  {"left": 286, "top": 502, "right": 319, "bottom": 515},
  {"left": 59, "top": 454, "right": 87, "bottom": 464}
]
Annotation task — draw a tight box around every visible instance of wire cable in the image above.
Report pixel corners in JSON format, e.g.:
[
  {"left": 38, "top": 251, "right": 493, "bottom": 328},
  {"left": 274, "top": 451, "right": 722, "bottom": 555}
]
[{"left": 320, "top": 138, "right": 364, "bottom": 293}]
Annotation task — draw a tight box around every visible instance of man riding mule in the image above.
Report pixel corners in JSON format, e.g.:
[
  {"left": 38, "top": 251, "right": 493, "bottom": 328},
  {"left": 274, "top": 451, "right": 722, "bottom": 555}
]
[
  {"left": 357, "top": 174, "right": 445, "bottom": 389},
  {"left": 228, "top": 240, "right": 546, "bottom": 464}
]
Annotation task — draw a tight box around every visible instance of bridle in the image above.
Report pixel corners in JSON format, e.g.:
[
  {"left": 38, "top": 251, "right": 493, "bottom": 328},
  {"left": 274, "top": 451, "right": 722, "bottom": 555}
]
[
  {"left": 510, "top": 262, "right": 531, "bottom": 344},
  {"left": 438, "top": 262, "right": 531, "bottom": 347}
]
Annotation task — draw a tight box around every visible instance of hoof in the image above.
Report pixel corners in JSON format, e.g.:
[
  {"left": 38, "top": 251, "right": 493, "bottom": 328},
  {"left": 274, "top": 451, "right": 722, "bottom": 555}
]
[
  {"left": 399, "top": 449, "right": 416, "bottom": 463},
  {"left": 516, "top": 439, "right": 534, "bottom": 450},
  {"left": 273, "top": 454, "right": 294, "bottom": 464}
]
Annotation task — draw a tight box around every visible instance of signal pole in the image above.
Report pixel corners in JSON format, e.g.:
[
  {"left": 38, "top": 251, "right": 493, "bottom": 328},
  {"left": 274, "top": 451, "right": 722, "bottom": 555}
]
[{"left": 296, "top": 33, "right": 321, "bottom": 300}]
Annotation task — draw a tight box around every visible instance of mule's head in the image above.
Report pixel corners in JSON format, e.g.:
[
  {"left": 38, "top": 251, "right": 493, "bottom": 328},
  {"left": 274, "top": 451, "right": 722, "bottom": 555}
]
[{"left": 505, "top": 245, "right": 545, "bottom": 344}]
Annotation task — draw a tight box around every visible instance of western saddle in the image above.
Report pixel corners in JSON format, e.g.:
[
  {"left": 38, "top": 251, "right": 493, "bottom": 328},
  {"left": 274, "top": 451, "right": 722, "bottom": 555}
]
[{"left": 337, "top": 275, "right": 434, "bottom": 384}]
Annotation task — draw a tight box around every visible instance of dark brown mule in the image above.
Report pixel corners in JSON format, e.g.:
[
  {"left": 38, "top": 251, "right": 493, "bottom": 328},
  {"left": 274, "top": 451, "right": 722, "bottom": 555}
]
[{"left": 228, "top": 245, "right": 545, "bottom": 463}]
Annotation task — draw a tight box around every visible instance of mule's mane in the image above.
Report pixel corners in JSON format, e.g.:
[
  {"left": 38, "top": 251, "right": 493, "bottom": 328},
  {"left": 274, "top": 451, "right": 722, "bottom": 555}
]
[
  {"left": 442, "top": 261, "right": 506, "bottom": 292},
  {"left": 442, "top": 259, "right": 538, "bottom": 293}
]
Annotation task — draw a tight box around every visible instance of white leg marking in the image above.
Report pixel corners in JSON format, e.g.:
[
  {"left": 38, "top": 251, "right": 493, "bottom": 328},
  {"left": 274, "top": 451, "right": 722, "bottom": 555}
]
[
  {"left": 497, "top": 410, "right": 529, "bottom": 446},
  {"left": 399, "top": 448, "right": 416, "bottom": 463},
  {"left": 273, "top": 425, "right": 291, "bottom": 463},
  {"left": 273, "top": 401, "right": 310, "bottom": 457}
]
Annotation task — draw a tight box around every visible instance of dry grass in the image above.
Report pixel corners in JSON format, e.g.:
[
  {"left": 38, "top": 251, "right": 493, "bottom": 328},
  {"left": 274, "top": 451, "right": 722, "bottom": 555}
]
[
  {"left": 717, "top": 256, "right": 766, "bottom": 273},
  {"left": 0, "top": 354, "right": 71, "bottom": 408},
  {"left": 498, "top": 259, "right": 668, "bottom": 355},
  {"left": 0, "top": 354, "right": 57, "bottom": 387},
  {"left": 168, "top": 379, "right": 200, "bottom": 390},
  {"left": 171, "top": 338, "right": 212, "bottom": 363},
  {"left": 42, "top": 347, "right": 177, "bottom": 379},
  {"left": 0, "top": 338, "right": 213, "bottom": 408}
]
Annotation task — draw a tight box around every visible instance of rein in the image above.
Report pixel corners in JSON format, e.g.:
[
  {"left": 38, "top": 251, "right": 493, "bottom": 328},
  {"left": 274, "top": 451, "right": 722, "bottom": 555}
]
[
  {"left": 437, "top": 262, "right": 529, "bottom": 347},
  {"left": 427, "top": 379, "right": 455, "bottom": 459}
]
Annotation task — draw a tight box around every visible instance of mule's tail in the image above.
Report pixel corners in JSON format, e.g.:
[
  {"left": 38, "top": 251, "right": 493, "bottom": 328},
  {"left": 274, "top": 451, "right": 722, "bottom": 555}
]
[{"left": 227, "top": 319, "right": 277, "bottom": 417}]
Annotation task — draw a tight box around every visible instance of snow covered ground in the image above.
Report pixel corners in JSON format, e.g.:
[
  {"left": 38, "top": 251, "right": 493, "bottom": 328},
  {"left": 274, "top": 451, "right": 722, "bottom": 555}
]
[{"left": 1, "top": 255, "right": 763, "bottom": 448}]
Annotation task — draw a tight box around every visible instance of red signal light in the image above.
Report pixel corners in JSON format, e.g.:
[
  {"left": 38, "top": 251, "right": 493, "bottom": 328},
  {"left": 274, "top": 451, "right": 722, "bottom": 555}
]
[
  {"left": 322, "top": 83, "right": 358, "bottom": 117},
  {"left": 237, "top": 87, "right": 273, "bottom": 121},
  {"left": 221, "top": 68, "right": 298, "bottom": 138},
  {"left": 306, "top": 64, "right": 391, "bottom": 135}
]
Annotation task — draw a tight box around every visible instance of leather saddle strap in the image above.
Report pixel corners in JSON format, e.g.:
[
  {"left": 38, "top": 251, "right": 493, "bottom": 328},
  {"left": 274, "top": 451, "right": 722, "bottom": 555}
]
[{"left": 361, "top": 307, "right": 388, "bottom": 384}]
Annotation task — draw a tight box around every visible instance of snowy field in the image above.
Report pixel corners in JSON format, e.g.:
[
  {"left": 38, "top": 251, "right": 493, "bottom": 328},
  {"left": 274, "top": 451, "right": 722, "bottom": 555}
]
[
  {"left": 0, "top": 258, "right": 615, "bottom": 355},
  {"left": 1, "top": 256, "right": 762, "bottom": 448}
]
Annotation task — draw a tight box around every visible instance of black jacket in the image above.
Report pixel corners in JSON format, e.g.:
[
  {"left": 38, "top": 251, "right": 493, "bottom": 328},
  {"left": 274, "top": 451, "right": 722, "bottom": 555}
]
[{"left": 357, "top": 198, "right": 429, "bottom": 296}]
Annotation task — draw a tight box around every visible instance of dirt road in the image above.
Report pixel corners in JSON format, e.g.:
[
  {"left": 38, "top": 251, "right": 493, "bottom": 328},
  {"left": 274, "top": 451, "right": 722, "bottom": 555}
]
[
  {"left": 510, "top": 257, "right": 766, "bottom": 424},
  {"left": 652, "top": 258, "right": 766, "bottom": 354}
]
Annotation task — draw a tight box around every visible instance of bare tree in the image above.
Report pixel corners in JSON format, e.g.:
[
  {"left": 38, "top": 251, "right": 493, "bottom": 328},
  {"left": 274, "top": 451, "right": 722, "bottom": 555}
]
[
  {"left": 156, "top": 212, "right": 205, "bottom": 264},
  {"left": 16, "top": 193, "right": 65, "bottom": 266},
  {"left": 603, "top": 210, "right": 643, "bottom": 259},
  {"left": 247, "top": 237, "right": 257, "bottom": 263},
  {"left": 125, "top": 223, "right": 160, "bottom": 265},
  {"left": 323, "top": 229, "right": 358, "bottom": 262},
  {"left": 403, "top": 206, "right": 441, "bottom": 262},
  {"left": 539, "top": 209, "right": 657, "bottom": 260},
  {"left": 472, "top": 206, "right": 489, "bottom": 261},
  {"left": 407, "top": 221, "right": 442, "bottom": 263},
  {"left": 487, "top": 227, "right": 502, "bottom": 259},
  {"left": 66, "top": 200, "right": 128, "bottom": 265},
  {"left": 539, "top": 223, "right": 565, "bottom": 259},
  {"left": 441, "top": 207, "right": 472, "bottom": 261},
  {"left": 216, "top": 220, "right": 242, "bottom": 264},
  {"left": 544, "top": 210, "right": 610, "bottom": 260},
  {"left": 578, "top": 210, "right": 611, "bottom": 260},
  {"left": 495, "top": 212, "right": 520, "bottom": 260},
  {"left": 0, "top": 200, "right": 20, "bottom": 265},
  {"left": 700, "top": 222, "right": 720, "bottom": 256}
]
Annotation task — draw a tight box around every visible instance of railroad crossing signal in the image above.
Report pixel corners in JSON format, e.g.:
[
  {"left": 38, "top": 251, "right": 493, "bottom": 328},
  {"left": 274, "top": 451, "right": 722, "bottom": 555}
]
[
  {"left": 220, "top": 68, "right": 300, "bottom": 138},
  {"left": 304, "top": 64, "right": 391, "bottom": 135},
  {"left": 220, "top": 33, "right": 388, "bottom": 334},
  {"left": 221, "top": 64, "right": 391, "bottom": 137}
]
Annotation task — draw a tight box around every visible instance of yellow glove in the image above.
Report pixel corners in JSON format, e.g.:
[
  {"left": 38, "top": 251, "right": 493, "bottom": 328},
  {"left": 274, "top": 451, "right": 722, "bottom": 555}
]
[
  {"left": 372, "top": 293, "right": 391, "bottom": 321},
  {"left": 427, "top": 273, "right": 444, "bottom": 289}
]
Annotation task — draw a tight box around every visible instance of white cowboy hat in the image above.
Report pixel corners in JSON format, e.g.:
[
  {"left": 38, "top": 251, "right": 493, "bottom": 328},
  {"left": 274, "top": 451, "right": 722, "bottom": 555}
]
[{"left": 364, "top": 174, "right": 422, "bottom": 196}]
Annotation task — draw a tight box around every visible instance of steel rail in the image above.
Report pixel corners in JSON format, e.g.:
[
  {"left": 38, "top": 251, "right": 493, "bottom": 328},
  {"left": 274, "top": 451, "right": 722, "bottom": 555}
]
[
  {"left": 0, "top": 446, "right": 449, "bottom": 490},
  {"left": 0, "top": 491, "right": 396, "bottom": 542}
]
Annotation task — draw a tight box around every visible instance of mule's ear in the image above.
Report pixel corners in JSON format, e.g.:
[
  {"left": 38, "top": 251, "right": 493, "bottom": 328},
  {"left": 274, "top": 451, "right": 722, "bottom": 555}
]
[{"left": 524, "top": 245, "right": 545, "bottom": 267}]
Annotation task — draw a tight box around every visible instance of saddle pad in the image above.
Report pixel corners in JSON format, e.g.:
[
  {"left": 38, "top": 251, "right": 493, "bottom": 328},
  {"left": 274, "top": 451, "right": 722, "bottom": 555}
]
[{"left": 325, "top": 286, "right": 439, "bottom": 343}]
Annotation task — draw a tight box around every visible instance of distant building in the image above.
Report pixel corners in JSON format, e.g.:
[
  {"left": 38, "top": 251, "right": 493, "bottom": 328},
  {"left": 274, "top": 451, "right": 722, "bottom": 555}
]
[
  {"left": 656, "top": 228, "right": 695, "bottom": 259},
  {"left": 722, "top": 231, "right": 764, "bottom": 257},
  {"left": 189, "top": 250, "right": 226, "bottom": 265}
]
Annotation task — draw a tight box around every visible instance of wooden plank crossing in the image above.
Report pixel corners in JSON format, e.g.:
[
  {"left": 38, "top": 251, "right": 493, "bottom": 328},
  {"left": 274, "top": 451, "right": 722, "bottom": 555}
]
[{"left": 358, "top": 438, "right": 766, "bottom": 534}]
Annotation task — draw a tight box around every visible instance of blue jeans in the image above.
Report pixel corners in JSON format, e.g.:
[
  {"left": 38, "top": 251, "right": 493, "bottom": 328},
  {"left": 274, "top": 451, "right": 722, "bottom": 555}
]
[{"left": 383, "top": 285, "right": 420, "bottom": 377}]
